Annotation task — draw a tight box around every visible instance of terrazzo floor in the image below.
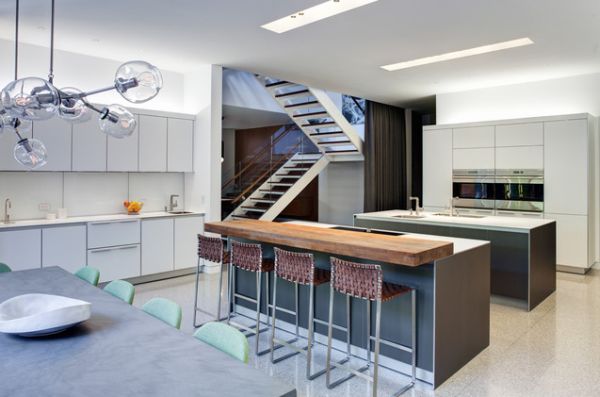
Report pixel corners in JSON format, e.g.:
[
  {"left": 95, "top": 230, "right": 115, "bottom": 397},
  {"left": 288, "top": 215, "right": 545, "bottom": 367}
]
[{"left": 133, "top": 268, "right": 600, "bottom": 397}]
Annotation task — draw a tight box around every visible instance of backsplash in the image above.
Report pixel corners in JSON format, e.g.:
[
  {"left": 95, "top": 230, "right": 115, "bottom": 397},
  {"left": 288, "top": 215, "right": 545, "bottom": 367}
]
[{"left": 0, "top": 172, "right": 185, "bottom": 220}]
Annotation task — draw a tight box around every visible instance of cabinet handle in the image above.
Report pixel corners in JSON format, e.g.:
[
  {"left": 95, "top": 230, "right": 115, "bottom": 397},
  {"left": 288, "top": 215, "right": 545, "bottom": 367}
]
[
  {"left": 89, "top": 244, "right": 138, "bottom": 253},
  {"left": 90, "top": 220, "right": 138, "bottom": 226}
]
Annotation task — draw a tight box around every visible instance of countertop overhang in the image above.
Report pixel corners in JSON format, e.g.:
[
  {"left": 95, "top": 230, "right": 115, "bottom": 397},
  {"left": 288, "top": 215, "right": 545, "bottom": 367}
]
[{"left": 205, "top": 219, "right": 454, "bottom": 267}]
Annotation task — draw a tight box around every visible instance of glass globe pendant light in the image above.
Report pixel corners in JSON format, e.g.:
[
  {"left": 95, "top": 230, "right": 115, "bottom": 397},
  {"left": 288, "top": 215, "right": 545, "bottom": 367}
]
[
  {"left": 2, "top": 0, "right": 163, "bottom": 170},
  {"left": 114, "top": 60, "right": 163, "bottom": 103},
  {"left": 98, "top": 104, "right": 137, "bottom": 138}
]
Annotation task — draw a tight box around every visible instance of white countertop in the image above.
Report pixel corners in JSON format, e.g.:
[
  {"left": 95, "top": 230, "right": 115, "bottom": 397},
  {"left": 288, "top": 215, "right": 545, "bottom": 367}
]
[
  {"left": 0, "top": 211, "right": 205, "bottom": 230},
  {"left": 284, "top": 220, "right": 489, "bottom": 256},
  {"left": 355, "top": 209, "right": 555, "bottom": 232}
]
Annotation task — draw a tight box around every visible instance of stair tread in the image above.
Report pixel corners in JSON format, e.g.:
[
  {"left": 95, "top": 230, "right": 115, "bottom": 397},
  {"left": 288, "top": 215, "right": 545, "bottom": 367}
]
[
  {"left": 275, "top": 89, "right": 310, "bottom": 99},
  {"left": 265, "top": 80, "right": 294, "bottom": 88},
  {"left": 325, "top": 149, "right": 360, "bottom": 153},
  {"left": 293, "top": 111, "right": 329, "bottom": 119},
  {"left": 309, "top": 130, "right": 344, "bottom": 136},
  {"left": 302, "top": 121, "right": 337, "bottom": 127},
  {"left": 285, "top": 100, "right": 320, "bottom": 109}
]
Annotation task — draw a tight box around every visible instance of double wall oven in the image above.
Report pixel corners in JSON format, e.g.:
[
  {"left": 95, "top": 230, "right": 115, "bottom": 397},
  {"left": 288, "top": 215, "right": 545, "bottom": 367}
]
[{"left": 452, "top": 169, "right": 544, "bottom": 213}]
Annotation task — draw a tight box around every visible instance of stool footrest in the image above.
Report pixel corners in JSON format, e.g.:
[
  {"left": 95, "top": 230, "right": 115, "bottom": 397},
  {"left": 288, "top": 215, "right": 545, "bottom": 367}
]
[
  {"left": 368, "top": 335, "right": 413, "bottom": 353},
  {"left": 328, "top": 362, "right": 371, "bottom": 388}
]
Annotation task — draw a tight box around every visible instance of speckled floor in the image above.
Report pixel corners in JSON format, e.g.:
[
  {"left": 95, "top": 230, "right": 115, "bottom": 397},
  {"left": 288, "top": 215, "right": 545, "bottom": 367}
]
[{"left": 133, "top": 268, "right": 600, "bottom": 397}]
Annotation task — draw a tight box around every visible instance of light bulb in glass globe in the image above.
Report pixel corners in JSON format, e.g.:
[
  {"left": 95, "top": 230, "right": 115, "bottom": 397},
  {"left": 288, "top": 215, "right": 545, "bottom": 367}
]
[
  {"left": 0, "top": 112, "right": 32, "bottom": 135},
  {"left": 14, "top": 137, "right": 48, "bottom": 170},
  {"left": 58, "top": 87, "right": 91, "bottom": 122},
  {"left": 1, "top": 77, "right": 60, "bottom": 120},
  {"left": 98, "top": 104, "right": 137, "bottom": 138},
  {"left": 114, "top": 60, "right": 163, "bottom": 103}
]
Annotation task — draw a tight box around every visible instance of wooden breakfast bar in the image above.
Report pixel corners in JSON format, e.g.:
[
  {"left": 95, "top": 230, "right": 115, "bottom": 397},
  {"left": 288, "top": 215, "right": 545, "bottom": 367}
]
[{"left": 205, "top": 220, "right": 492, "bottom": 388}]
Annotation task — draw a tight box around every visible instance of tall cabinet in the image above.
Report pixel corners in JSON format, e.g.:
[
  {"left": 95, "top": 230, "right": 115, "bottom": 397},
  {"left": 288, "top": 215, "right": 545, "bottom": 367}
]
[{"left": 423, "top": 113, "right": 598, "bottom": 273}]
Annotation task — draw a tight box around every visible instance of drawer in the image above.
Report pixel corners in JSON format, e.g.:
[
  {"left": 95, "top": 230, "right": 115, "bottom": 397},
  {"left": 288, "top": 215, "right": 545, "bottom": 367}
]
[
  {"left": 88, "top": 219, "right": 140, "bottom": 249},
  {"left": 88, "top": 244, "right": 140, "bottom": 282},
  {"left": 496, "top": 210, "right": 544, "bottom": 218}
]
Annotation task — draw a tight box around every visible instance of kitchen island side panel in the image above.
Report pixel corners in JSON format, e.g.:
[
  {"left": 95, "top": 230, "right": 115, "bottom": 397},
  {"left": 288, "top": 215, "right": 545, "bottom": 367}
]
[
  {"left": 529, "top": 222, "right": 557, "bottom": 310},
  {"left": 434, "top": 243, "right": 491, "bottom": 388}
]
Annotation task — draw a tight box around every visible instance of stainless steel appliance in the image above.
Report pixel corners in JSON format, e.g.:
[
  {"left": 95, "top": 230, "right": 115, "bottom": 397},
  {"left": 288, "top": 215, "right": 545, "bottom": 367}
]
[
  {"left": 452, "top": 169, "right": 496, "bottom": 209},
  {"left": 495, "top": 169, "right": 544, "bottom": 212}
]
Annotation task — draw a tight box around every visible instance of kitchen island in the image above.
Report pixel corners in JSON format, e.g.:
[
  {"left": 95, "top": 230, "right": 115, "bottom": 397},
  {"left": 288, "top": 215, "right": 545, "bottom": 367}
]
[
  {"left": 354, "top": 210, "right": 556, "bottom": 311},
  {"left": 205, "top": 219, "right": 491, "bottom": 388}
]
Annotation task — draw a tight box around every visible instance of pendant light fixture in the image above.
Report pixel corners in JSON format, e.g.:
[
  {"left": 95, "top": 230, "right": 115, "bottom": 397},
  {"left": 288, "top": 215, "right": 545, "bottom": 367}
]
[{"left": 0, "top": 0, "right": 163, "bottom": 169}]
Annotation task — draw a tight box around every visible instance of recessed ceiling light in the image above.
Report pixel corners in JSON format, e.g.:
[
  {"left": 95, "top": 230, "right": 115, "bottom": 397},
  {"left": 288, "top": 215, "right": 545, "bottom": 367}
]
[
  {"left": 381, "top": 38, "right": 534, "bottom": 71},
  {"left": 261, "top": 0, "right": 379, "bottom": 34}
]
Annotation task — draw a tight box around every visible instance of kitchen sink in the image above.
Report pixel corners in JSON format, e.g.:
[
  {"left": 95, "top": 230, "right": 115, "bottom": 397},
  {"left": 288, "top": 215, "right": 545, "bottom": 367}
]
[
  {"left": 168, "top": 211, "right": 194, "bottom": 215},
  {"left": 330, "top": 226, "right": 404, "bottom": 236},
  {"left": 392, "top": 214, "right": 426, "bottom": 219},
  {"left": 432, "top": 213, "right": 486, "bottom": 219}
]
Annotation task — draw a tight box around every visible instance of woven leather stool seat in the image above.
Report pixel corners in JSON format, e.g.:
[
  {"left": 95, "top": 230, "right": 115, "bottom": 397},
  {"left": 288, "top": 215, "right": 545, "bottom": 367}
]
[{"left": 381, "top": 282, "right": 411, "bottom": 302}]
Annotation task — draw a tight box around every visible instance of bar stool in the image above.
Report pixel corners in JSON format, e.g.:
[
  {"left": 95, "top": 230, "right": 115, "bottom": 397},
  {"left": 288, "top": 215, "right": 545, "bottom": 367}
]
[
  {"left": 270, "top": 247, "right": 343, "bottom": 380},
  {"left": 193, "top": 234, "right": 228, "bottom": 328},
  {"left": 227, "top": 240, "right": 274, "bottom": 355},
  {"left": 325, "top": 257, "right": 416, "bottom": 397}
]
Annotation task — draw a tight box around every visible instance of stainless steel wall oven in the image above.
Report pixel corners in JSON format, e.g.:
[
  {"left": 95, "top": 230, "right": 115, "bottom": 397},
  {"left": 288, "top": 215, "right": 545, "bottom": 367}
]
[
  {"left": 495, "top": 169, "right": 544, "bottom": 212},
  {"left": 452, "top": 169, "right": 496, "bottom": 209}
]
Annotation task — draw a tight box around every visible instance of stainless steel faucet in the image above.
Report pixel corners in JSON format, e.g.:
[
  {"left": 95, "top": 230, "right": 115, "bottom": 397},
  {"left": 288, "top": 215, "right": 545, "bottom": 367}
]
[
  {"left": 4, "top": 198, "right": 11, "bottom": 224},
  {"left": 449, "top": 197, "right": 460, "bottom": 217},
  {"left": 409, "top": 196, "right": 421, "bottom": 216},
  {"left": 168, "top": 195, "right": 179, "bottom": 212}
]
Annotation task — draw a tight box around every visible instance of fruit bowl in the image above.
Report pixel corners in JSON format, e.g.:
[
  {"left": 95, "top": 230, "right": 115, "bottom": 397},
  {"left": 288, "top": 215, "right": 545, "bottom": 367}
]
[{"left": 124, "top": 200, "right": 143, "bottom": 215}]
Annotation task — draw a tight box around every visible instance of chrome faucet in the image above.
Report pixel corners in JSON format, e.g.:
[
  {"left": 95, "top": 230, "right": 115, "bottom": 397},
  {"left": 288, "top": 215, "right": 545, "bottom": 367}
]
[
  {"left": 4, "top": 198, "right": 11, "bottom": 224},
  {"left": 449, "top": 197, "right": 460, "bottom": 217},
  {"left": 409, "top": 196, "right": 421, "bottom": 216},
  {"left": 168, "top": 195, "right": 179, "bottom": 212}
]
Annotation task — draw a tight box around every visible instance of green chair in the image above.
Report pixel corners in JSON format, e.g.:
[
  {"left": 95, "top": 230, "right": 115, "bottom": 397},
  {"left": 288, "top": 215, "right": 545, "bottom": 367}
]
[
  {"left": 0, "top": 263, "right": 11, "bottom": 273},
  {"left": 104, "top": 280, "right": 135, "bottom": 304},
  {"left": 142, "top": 297, "right": 182, "bottom": 329},
  {"left": 75, "top": 266, "right": 100, "bottom": 286},
  {"left": 194, "top": 322, "right": 250, "bottom": 363}
]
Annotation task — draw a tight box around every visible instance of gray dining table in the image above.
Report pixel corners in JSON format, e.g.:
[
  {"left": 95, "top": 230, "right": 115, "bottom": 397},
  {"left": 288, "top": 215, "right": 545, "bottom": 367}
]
[{"left": 0, "top": 267, "right": 296, "bottom": 397}]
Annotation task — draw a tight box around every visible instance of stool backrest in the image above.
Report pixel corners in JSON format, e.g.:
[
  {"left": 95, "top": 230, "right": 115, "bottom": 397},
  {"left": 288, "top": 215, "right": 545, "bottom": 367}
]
[
  {"left": 198, "top": 234, "right": 224, "bottom": 263},
  {"left": 274, "top": 247, "right": 314, "bottom": 285},
  {"left": 330, "top": 257, "right": 382, "bottom": 301},
  {"left": 230, "top": 240, "right": 262, "bottom": 272}
]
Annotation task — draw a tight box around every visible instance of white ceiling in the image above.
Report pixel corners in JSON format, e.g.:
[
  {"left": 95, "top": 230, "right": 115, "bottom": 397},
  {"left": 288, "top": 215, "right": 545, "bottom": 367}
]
[{"left": 1, "top": 0, "right": 599, "bottom": 109}]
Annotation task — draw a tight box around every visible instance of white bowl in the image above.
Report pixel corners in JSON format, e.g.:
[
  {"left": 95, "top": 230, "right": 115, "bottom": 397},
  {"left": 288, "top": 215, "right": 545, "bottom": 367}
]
[{"left": 0, "top": 293, "right": 91, "bottom": 337}]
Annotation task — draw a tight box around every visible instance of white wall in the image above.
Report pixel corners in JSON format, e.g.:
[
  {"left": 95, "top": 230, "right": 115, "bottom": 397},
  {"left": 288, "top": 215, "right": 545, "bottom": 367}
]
[
  {"left": 222, "top": 69, "right": 285, "bottom": 114},
  {"left": 0, "top": 172, "right": 184, "bottom": 220},
  {"left": 0, "top": 39, "right": 186, "bottom": 113},
  {"left": 437, "top": 73, "right": 600, "bottom": 124},
  {"left": 318, "top": 162, "right": 364, "bottom": 226}
]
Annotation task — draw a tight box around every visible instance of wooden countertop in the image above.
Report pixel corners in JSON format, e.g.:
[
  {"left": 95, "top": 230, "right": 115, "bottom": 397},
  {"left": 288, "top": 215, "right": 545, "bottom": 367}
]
[{"left": 205, "top": 220, "right": 454, "bottom": 267}]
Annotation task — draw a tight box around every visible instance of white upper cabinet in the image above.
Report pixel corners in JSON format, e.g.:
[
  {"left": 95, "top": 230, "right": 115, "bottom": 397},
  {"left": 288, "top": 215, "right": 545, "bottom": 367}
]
[
  {"left": 495, "top": 146, "right": 543, "bottom": 170},
  {"left": 139, "top": 115, "right": 167, "bottom": 172},
  {"left": 167, "top": 118, "right": 194, "bottom": 172},
  {"left": 33, "top": 118, "right": 72, "bottom": 171},
  {"left": 107, "top": 114, "right": 139, "bottom": 172},
  {"left": 453, "top": 126, "right": 494, "bottom": 148},
  {"left": 0, "top": 129, "right": 32, "bottom": 171},
  {"left": 423, "top": 129, "right": 453, "bottom": 208},
  {"left": 453, "top": 148, "right": 494, "bottom": 169},
  {"left": 544, "top": 119, "right": 588, "bottom": 215},
  {"left": 72, "top": 117, "right": 107, "bottom": 171},
  {"left": 495, "top": 123, "right": 543, "bottom": 147}
]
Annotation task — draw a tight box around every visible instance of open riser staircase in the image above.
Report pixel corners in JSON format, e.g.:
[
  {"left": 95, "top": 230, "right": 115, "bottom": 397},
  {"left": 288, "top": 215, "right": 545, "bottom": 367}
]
[
  {"left": 227, "top": 153, "right": 328, "bottom": 221},
  {"left": 225, "top": 77, "right": 363, "bottom": 221}
]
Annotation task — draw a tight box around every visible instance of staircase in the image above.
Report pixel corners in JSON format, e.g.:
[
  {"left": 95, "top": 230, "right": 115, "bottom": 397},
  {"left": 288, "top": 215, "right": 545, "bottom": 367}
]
[{"left": 225, "top": 77, "right": 363, "bottom": 221}]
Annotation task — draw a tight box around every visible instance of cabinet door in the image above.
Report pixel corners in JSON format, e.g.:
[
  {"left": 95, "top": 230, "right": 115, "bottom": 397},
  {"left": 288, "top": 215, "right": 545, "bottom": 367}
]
[
  {"left": 0, "top": 228, "right": 42, "bottom": 271},
  {"left": 423, "top": 129, "right": 452, "bottom": 208},
  {"left": 495, "top": 146, "right": 543, "bottom": 169},
  {"left": 545, "top": 213, "right": 588, "bottom": 268},
  {"left": 141, "top": 218, "right": 174, "bottom": 275},
  {"left": 453, "top": 126, "right": 494, "bottom": 148},
  {"left": 453, "top": 148, "right": 494, "bottom": 169},
  {"left": 33, "top": 118, "right": 72, "bottom": 171},
  {"left": 0, "top": 129, "right": 32, "bottom": 171},
  {"left": 496, "top": 123, "right": 543, "bottom": 147},
  {"left": 544, "top": 119, "right": 588, "bottom": 215},
  {"left": 42, "top": 225, "right": 87, "bottom": 273},
  {"left": 108, "top": 114, "right": 139, "bottom": 171},
  {"left": 72, "top": 117, "right": 107, "bottom": 171},
  {"left": 167, "top": 118, "right": 193, "bottom": 172},
  {"left": 174, "top": 215, "right": 204, "bottom": 270},
  {"left": 139, "top": 115, "right": 167, "bottom": 172},
  {"left": 88, "top": 244, "right": 140, "bottom": 282}
]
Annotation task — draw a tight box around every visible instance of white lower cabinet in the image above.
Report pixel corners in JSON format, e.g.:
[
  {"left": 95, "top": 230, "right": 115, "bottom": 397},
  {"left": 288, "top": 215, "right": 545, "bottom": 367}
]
[
  {"left": 545, "top": 213, "right": 589, "bottom": 269},
  {"left": 141, "top": 218, "right": 174, "bottom": 275},
  {"left": 42, "top": 225, "right": 87, "bottom": 273},
  {"left": 88, "top": 244, "right": 141, "bottom": 283},
  {"left": 88, "top": 220, "right": 140, "bottom": 249},
  {"left": 0, "top": 228, "right": 42, "bottom": 271},
  {"left": 174, "top": 215, "right": 204, "bottom": 270}
]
